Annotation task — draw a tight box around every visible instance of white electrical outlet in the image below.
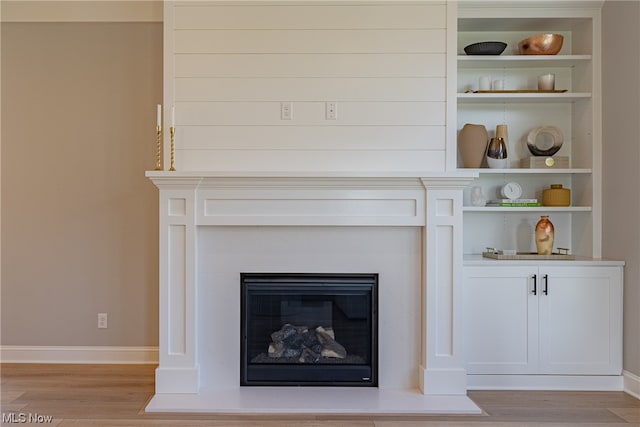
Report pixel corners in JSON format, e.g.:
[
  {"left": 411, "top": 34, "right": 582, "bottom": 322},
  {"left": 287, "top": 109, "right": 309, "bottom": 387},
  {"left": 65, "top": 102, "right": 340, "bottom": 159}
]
[
  {"left": 98, "top": 313, "right": 108, "bottom": 329},
  {"left": 326, "top": 102, "right": 337, "bottom": 120},
  {"left": 281, "top": 102, "right": 292, "bottom": 120}
]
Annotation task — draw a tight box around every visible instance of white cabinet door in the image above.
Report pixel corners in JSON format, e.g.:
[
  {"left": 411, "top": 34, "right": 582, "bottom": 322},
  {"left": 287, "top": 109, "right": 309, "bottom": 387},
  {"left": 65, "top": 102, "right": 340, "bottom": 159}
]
[
  {"left": 464, "top": 264, "right": 623, "bottom": 376},
  {"left": 538, "top": 266, "right": 623, "bottom": 375},
  {"left": 463, "top": 266, "right": 539, "bottom": 374}
]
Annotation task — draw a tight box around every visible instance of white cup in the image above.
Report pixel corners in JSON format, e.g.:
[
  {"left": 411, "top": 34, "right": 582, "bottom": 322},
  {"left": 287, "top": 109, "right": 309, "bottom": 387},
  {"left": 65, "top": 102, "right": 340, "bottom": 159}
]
[
  {"left": 492, "top": 79, "right": 504, "bottom": 91},
  {"left": 538, "top": 73, "right": 555, "bottom": 91},
  {"left": 479, "top": 76, "right": 492, "bottom": 91}
]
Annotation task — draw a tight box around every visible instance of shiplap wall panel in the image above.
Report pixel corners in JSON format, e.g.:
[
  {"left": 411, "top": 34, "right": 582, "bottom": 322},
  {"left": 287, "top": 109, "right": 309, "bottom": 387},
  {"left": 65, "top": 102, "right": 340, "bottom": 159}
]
[
  {"left": 177, "top": 102, "right": 444, "bottom": 126},
  {"left": 169, "top": 2, "right": 448, "bottom": 172},
  {"left": 176, "top": 150, "right": 446, "bottom": 173},
  {"left": 174, "top": 29, "right": 445, "bottom": 54},
  {"left": 178, "top": 126, "right": 445, "bottom": 151},
  {"left": 175, "top": 54, "right": 446, "bottom": 78},
  {"left": 174, "top": 4, "right": 445, "bottom": 30},
  {"left": 175, "top": 78, "right": 445, "bottom": 102}
]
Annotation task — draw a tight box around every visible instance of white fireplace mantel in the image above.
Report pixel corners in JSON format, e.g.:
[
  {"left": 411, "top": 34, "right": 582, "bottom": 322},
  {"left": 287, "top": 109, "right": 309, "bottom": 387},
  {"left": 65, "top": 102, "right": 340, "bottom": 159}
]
[{"left": 145, "top": 170, "right": 481, "bottom": 414}]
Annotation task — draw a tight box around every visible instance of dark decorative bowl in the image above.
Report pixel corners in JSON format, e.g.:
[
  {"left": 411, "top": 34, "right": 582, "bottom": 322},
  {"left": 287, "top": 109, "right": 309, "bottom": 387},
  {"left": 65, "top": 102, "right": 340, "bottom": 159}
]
[{"left": 463, "top": 41, "right": 507, "bottom": 55}]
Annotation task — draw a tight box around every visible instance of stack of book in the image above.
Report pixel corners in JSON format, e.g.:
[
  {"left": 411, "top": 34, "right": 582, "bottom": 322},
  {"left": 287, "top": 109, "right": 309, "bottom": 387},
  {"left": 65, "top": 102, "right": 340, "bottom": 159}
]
[{"left": 486, "top": 198, "right": 541, "bottom": 207}]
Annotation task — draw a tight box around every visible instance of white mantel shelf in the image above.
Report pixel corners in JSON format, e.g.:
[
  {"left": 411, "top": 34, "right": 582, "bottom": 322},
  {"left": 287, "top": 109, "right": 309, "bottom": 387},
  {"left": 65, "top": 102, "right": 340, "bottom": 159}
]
[{"left": 145, "top": 170, "right": 479, "bottom": 180}]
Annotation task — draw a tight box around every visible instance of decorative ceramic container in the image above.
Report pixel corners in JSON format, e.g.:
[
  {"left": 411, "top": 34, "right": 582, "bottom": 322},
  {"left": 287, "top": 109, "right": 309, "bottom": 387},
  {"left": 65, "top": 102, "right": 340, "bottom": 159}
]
[
  {"left": 543, "top": 184, "right": 571, "bottom": 206},
  {"left": 486, "top": 136, "right": 508, "bottom": 168},
  {"left": 463, "top": 41, "right": 507, "bottom": 55},
  {"left": 518, "top": 33, "right": 564, "bottom": 55},
  {"left": 458, "top": 124, "right": 488, "bottom": 168},
  {"left": 526, "top": 126, "right": 564, "bottom": 156},
  {"left": 535, "top": 215, "right": 555, "bottom": 255},
  {"left": 495, "top": 124, "right": 509, "bottom": 154},
  {"left": 496, "top": 124, "right": 508, "bottom": 140}
]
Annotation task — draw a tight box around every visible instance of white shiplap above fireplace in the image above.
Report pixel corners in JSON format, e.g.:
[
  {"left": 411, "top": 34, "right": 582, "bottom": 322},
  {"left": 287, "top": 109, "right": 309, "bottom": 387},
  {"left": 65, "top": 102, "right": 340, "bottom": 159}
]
[{"left": 163, "top": 1, "right": 455, "bottom": 173}]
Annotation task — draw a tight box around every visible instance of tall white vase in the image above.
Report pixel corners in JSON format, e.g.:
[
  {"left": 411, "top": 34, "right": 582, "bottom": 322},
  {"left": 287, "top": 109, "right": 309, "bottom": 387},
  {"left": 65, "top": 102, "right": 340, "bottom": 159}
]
[{"left": 458, "top": 124, "right": 488, "bottom": 168}]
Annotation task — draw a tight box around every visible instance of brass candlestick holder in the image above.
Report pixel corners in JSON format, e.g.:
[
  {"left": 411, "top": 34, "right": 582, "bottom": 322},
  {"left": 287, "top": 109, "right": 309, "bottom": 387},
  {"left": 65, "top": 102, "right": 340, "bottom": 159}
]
[
  {"left": 154, "top": 125, "right": 162, "bottom": 170},
  {"left": 169, "top": 127, "right": 176, "bottom": 171}
]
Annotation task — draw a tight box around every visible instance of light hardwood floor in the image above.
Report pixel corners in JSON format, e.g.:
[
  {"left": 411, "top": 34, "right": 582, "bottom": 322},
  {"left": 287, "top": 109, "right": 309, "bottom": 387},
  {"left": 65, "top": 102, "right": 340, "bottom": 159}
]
[{"left": 1, "top": 364, "right": 639, "bottom": 426}]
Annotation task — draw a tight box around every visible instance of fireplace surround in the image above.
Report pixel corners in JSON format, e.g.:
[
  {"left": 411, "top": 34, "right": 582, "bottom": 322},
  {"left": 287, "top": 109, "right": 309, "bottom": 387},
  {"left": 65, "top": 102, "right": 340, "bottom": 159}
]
[{"left": 145, "top": 171, "right": 480, "bottom": 414}]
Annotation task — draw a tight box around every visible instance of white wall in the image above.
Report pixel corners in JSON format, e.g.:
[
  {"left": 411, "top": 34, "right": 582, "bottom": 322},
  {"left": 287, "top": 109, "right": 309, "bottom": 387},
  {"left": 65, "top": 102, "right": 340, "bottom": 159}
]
[
  {"left": 602, "top": 0, "right": 640, "bottom": 378},
  {"left": 166, "top": 2, "right": 448, "bottom": 172}
]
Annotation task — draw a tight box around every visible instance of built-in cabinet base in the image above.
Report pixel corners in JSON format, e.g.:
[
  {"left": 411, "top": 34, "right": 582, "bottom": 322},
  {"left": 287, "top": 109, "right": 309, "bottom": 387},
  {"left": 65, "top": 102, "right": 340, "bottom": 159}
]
[{"left": 462, "top": 259, "right": 623, "bottom": 390}]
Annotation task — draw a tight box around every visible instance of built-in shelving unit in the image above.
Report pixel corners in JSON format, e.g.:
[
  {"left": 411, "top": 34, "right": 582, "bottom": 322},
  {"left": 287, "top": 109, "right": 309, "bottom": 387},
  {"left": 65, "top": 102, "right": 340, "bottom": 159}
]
[
  {"left": 457, "top": 3, "right": 624, "bottom": 390},
  {"left": 456, "top": 2, "right": 601, "bottom": 258}
]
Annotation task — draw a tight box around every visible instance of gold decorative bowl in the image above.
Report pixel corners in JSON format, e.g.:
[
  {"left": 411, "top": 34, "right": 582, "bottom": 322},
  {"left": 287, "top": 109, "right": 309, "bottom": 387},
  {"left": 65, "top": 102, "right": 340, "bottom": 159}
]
[{"left": 518, "top": 33, "right": 564, "bottom": 55}]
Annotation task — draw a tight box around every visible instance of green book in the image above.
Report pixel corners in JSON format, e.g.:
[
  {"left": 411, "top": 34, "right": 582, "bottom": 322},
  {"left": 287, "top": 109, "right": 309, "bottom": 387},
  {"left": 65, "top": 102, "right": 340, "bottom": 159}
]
[{"left": 486, "top": 201, "right": 541, "bottom": 207}]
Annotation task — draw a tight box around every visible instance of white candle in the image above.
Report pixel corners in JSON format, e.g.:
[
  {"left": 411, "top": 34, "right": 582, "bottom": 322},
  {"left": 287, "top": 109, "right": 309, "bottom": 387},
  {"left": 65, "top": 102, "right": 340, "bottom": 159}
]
[
  {"left": 171, "top": 106, "right": 175, "bottom": 128},
  {"left": 156, "top": 104, "right": 161, "bottom": 127},
  {"left": 479, "top": 76, "right": 491, "bottom": 91},
  {"left": 538, "top": 73, "right": 555, "bottom": 91}
]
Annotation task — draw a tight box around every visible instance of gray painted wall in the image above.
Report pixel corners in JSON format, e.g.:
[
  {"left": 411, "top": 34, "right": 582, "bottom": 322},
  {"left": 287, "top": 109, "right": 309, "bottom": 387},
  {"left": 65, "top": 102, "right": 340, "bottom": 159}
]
[
  {"left": 602, "top": 0, "right": 640, "bottom": 377},
  {"left": 1, "top": 22, "right": 162, "bottom": 346}
]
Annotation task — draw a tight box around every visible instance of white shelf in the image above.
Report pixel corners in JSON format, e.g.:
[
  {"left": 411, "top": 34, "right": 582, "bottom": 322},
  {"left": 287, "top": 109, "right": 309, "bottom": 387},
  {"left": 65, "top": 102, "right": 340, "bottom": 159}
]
[
  {"left": 457, "top": 55, "right": 592, "bottom": 68},
  {"left": 459, "top": 168, "right": 592, "bottom": 174},
  {"left": 463, "top": 206, "right": 592, "bottom": 212},
  {"left": 458, "top": 92, "right": 591, "bottom": 103}
]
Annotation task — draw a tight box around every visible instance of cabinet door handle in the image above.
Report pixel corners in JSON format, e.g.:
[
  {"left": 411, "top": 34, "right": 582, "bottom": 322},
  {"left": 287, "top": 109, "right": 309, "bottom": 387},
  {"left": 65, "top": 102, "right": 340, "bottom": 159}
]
[
  {"left": 543, "top": 274, "right": 549, "bottom": 295},
  {"left": 531, "top": 275, "right": 537, "bottom": 295}
]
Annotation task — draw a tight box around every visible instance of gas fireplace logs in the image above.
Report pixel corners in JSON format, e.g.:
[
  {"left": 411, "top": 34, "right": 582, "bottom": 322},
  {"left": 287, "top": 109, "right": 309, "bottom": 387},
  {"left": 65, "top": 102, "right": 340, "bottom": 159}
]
[{"left": 267, "top": 324, "right": 347, "bottom": 363}]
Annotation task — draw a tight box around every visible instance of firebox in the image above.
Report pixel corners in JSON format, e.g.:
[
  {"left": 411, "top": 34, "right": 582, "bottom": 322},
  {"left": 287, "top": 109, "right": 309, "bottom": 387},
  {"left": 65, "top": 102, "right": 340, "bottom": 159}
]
[{"left": 240, "top": 273, "right": 378, "bottom": 386}]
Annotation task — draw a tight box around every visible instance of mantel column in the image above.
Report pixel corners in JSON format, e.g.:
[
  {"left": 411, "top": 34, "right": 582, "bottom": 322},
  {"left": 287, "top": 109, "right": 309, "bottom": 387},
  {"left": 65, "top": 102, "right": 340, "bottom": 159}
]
[
  {"left": 152, "top": 177, "right": 201, "bottom": 393},
  {"left": 419, "top": 177, "right": 473, "bottom": 395}
]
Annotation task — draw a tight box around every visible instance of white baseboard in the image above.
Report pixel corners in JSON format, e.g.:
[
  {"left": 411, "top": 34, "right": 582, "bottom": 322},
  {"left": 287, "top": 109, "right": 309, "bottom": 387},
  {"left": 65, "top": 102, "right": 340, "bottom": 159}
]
[
  {"left": 0, "top": 346, "right": 158, "bottom": 364},
  {"left": 467, "top": 374, "right": 624, "bottom": 391},
  {"left": 623, "top": 370, "right": 640, "bottom": 400}
]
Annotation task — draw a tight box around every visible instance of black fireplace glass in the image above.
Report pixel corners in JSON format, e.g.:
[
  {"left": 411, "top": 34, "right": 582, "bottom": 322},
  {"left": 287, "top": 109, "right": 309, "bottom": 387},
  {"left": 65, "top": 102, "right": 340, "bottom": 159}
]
[{"left": 240, "top": 273, "right": 378, "bottom": 386}]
